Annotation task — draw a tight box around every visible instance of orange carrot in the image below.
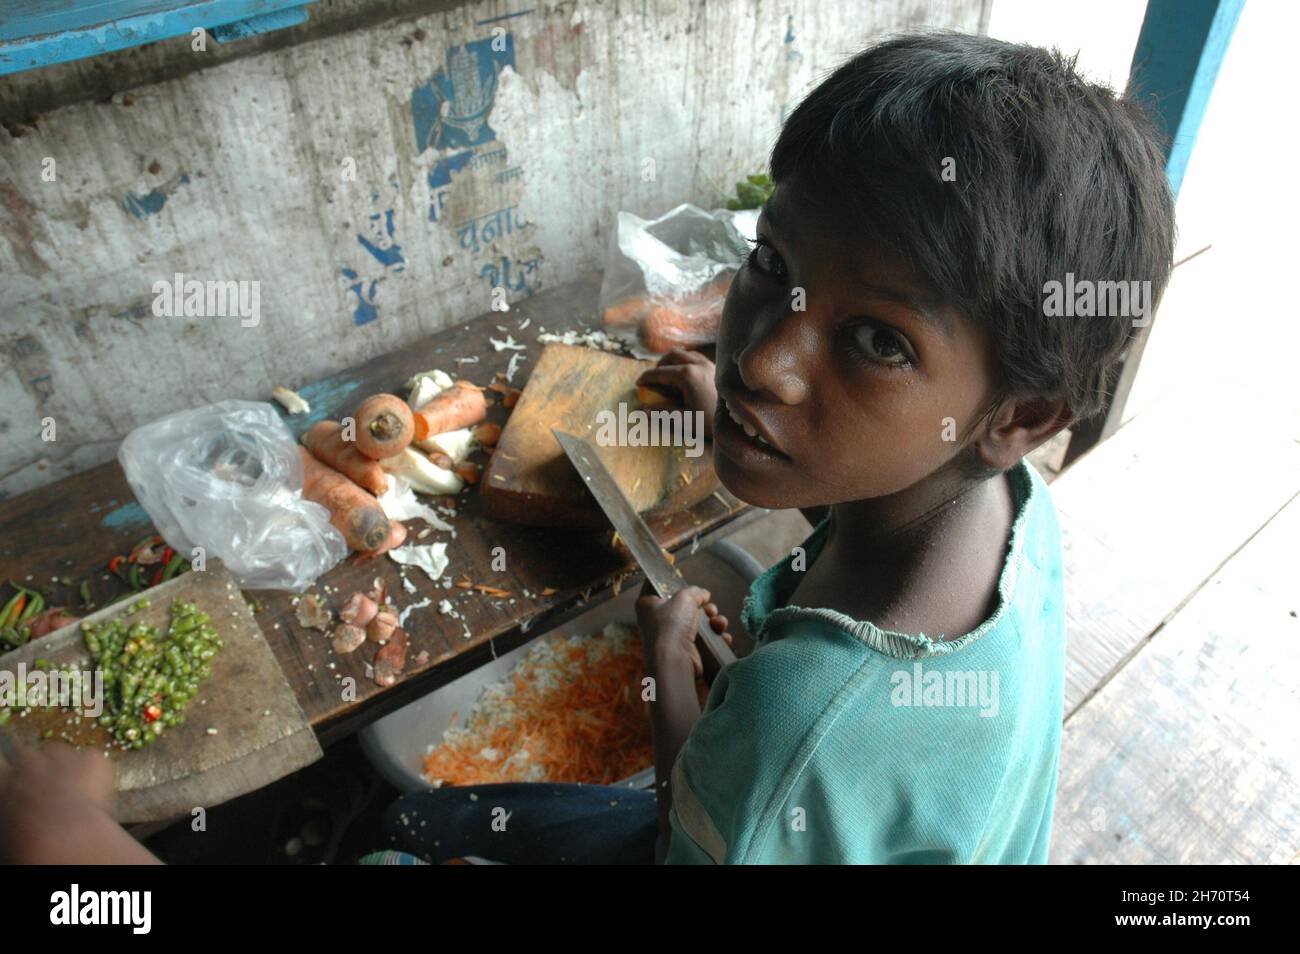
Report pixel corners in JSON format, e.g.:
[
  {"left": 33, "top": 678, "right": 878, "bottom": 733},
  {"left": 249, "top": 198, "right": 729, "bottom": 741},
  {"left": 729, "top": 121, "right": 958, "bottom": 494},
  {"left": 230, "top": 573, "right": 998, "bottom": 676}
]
[
  {"left": 601, "top": 294, "right": 652, "bottom": 327},
  {"left": 299, "top": 447, "right": 391, "bottom": 552},
  {"left": 412, "top": 381, "right": 487, "bottom": 441},
  {"left": 641, "top": 300, "right": 723, "bottom": 354},
  {"left": 305, "top": 421, "right": 389, "bottom": 495},
  {"left": 354, "top": 520, "right": 407, "bottom": 563},
  {"left": 487, "top": 381, "right": 522, "bottom": 408},
  {"left": 354, "top": 393, "right": 415, "bottom": 460},
  {"left": 453, "top": 461, "right": 481, "bottom": 484},
  {"left": 472, "top": 422, "right": 502, "bottom": 446},
  {"left": 636, "top": 383, "right": 676, "bottom": 407}
]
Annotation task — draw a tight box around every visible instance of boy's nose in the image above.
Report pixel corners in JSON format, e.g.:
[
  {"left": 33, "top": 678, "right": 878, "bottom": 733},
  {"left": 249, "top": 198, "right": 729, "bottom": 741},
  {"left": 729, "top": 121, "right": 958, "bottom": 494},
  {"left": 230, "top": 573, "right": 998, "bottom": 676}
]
[{"left": 734, "top": 306, "right": 814, "bottom": 406}]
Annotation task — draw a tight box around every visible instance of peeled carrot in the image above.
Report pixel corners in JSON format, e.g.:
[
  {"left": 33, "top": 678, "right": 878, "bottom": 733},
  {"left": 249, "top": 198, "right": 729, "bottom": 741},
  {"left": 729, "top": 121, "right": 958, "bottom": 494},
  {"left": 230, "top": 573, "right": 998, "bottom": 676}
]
[
  {"left": 354, "top": 393, "right": 415, "bottom": 460},
  {"left": 412, "top": 381, "right": 487, "bottom": 441},
  {"left": 299, "top": 447, "right": 391, "bottom": 552},
  {"left": 305, "top": 421, "right": 389, "bottom": 495}
]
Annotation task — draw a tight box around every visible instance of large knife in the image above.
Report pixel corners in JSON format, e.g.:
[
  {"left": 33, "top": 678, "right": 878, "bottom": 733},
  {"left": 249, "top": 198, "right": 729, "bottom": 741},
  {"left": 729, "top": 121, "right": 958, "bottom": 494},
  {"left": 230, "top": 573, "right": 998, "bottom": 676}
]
[{"left": 553, "top": 429, "right": 736, "bottom": 669}]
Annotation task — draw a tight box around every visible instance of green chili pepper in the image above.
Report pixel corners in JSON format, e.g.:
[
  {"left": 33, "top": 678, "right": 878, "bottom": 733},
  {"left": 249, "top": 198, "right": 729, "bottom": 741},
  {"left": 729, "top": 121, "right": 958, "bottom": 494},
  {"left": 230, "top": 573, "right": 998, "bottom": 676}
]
[
  {"left": 128, "top": 564, "right": 145, "bottom": 590},
  {"left": 0, "top": 592, "right": 23, "bottom": 628},
  {"left": 18, "top": 592, "right": 44, "bottom": 623},
  {"left": 161, "top": 552, "right": 187, "bottom": 581},
  {"left": 80, "top": 579, "right": 93, "bottom": 609}
]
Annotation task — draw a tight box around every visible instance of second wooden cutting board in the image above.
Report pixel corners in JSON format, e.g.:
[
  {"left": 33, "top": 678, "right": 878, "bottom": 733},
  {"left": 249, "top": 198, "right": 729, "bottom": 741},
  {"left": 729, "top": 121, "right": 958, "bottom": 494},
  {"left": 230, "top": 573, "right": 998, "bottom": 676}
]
[{"left": 480, "top": 343, "right": 720, "bottom": 527}]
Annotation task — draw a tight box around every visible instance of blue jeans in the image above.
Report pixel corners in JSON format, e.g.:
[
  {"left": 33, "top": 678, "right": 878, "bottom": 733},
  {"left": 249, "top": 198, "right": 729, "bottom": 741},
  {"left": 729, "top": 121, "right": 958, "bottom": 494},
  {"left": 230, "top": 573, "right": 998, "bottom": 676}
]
[{"left": 381, "top": 783, "right": 660, "bottom": 865}]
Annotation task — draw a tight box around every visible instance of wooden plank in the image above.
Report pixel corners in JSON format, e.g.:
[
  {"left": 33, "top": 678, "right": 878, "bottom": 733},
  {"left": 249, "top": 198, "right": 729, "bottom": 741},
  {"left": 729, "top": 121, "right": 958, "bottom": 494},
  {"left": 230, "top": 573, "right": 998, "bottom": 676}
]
[
  {"left": 1051, "top": 495, "right": 1300, "bottom": 864},
  {"left": 480, "top": 343, "right": 718, "bottom": 527},
  {"left": 1054, "top": 387, "right": 1300, "bottom": 715},
  {"left": 0, "top": 562, "right": 321, "bottom": 823},
  {"left": 0, "top": 273, "right": 754, "bottom": 743}
]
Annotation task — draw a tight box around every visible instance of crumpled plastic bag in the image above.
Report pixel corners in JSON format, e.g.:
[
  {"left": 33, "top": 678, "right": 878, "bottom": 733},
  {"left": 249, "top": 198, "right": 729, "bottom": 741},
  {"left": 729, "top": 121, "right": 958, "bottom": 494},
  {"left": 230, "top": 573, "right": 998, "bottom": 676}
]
[
  {"left": 598, "top": 203, "right": 758, "bottom": 355},
  {"left": 118, "top": 400, "right": 348, "bottom": 592}
]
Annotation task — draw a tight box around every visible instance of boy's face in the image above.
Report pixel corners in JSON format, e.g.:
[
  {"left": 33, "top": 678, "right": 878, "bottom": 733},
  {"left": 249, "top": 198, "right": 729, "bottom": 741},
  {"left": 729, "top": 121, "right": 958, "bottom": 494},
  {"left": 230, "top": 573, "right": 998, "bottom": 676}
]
[{"left": 712, "top": 177, "right": 1003, "bottom": 510}]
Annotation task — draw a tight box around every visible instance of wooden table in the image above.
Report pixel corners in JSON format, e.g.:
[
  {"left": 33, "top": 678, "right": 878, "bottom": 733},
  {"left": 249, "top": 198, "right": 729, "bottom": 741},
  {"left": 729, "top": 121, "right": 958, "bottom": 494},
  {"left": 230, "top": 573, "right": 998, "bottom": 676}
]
[{"left": 0, "top": 272, "right": 757, "bottom": 747}]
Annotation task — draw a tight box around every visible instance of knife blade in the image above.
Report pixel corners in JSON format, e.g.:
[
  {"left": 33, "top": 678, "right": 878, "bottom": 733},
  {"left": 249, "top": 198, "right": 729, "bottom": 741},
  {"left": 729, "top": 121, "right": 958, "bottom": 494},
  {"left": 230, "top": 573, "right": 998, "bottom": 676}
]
[{"left": 552, "top": 429, "right": 736, "bottom": 668}]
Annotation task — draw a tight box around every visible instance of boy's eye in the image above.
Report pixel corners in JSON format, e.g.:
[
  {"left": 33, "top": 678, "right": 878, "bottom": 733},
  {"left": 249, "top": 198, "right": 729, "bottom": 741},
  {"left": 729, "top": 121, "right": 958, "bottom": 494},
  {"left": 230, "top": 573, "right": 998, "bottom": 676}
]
[
  {"left": 747, "top": 238, "right": 787, "bottom": 280},
  {"left": 849, "top": 322, "right": 916, "bottom": 367}
]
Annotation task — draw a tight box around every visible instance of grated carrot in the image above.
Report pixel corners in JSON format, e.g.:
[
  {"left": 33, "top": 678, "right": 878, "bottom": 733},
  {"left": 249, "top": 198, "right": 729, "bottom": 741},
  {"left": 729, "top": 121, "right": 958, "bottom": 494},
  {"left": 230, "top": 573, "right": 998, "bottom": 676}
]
[{"left": 422, "top": 624, "right": 707, "bottom": 787}]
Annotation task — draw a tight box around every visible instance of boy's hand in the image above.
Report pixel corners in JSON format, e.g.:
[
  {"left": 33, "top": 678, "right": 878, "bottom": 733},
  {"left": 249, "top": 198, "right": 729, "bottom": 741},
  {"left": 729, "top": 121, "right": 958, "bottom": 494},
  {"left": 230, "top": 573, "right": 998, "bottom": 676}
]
[
  {"left": 0, "top": 742, "right": 160, "bottom": 865},
  {"left": 635, "top": 582, "right": 731, "bottom": 677},
  {"left": 635, "top": 350, "right": 717, "bottom": 439}
]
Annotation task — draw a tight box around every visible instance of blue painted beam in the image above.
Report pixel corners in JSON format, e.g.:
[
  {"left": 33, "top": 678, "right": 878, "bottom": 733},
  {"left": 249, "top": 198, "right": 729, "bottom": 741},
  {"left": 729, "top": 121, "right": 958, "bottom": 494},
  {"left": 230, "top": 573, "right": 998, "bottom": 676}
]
[
  {"left": 0, "top": 0, "right": 315, "bottom": 76},
  {"left": 1127, "top": 0, "right": 1246, "bottom": 196}
]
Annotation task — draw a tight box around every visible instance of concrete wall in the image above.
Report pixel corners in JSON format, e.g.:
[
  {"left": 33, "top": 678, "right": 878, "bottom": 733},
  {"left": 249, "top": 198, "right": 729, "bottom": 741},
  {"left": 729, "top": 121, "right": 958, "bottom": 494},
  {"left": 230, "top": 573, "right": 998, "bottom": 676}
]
[{"left": 0, "top": 0, "right": 986, "bottom": 499}]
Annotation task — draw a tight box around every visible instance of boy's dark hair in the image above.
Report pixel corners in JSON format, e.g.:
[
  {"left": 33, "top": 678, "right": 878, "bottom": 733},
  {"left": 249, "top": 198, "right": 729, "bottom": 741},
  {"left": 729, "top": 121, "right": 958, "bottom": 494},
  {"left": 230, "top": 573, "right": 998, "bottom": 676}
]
[{"left": 770, "top": 32, "right": 1176, "bottom": 423}]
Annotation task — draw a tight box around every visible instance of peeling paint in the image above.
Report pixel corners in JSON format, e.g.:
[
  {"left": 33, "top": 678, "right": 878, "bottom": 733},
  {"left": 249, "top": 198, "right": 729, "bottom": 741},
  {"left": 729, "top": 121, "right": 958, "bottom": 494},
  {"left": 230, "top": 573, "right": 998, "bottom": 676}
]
[
  {"left": 100, "top": 501, "right": 150, "bottom": 532},
  {"left": 122, "top": 171, "right": 191, "bottom": 218}
]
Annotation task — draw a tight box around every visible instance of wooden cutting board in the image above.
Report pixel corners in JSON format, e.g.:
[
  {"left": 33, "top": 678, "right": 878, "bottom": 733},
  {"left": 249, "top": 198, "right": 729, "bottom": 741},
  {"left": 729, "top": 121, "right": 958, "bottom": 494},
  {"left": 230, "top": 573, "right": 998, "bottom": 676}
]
[
  {"left": 0, "top": 562, "right": 321, "bottom": 823},
  {"left": 480, "top": 343, "right": 720, "bottom": 527}
]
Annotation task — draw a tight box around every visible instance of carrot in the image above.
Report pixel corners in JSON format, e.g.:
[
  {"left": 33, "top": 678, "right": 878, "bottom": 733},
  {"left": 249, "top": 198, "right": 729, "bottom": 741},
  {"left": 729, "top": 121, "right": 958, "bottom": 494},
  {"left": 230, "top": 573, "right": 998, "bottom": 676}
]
[
  {"left": 636, "top": 383, "right": 676, "bottom": 407},
  {"left": 305, "top": 421, "right": 389, "bottom": 495},
  {"left": 354, "top": 520, "right": 407, "bottom": 563},
  {"left": 299, "top": 447, "right": 391, "bottom": 552},
  {"left": 453, "top": 461, "right": 481, "bottom": 484},
  {"left": 472, "top": 422, "right": 502, "bottom": 446},
  {"left": 641, "top": 300, "right": 724, "bottom": 354},
  {"left": 488, "top": 381, "right": 522, "bottom": 408},
  {"left": 412, "top": 381, "right": 487, "bottom": 441},
  {"left": 354, "top": 393, "right": 415, "bottom": 460},
  {"left": 601, "top": 294, "right": 652, "bottom": 327}
]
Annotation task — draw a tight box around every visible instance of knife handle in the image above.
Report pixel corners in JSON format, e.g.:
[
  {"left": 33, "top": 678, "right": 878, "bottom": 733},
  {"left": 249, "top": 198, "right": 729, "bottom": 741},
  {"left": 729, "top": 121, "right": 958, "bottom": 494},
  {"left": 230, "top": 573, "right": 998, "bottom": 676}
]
[{"left": 696, "top": 612, "right": 737, "bottom": 669}]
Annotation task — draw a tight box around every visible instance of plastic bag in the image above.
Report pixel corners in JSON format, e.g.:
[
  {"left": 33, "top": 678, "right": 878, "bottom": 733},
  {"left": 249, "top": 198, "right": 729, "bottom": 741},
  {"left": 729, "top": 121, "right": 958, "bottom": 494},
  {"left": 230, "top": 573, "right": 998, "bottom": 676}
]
[
  {"left": 118, "top": 400, "right": 349, "bottom": 592},
  {"left": 598, "top": 203, "right": 758, "bottom": 355}
]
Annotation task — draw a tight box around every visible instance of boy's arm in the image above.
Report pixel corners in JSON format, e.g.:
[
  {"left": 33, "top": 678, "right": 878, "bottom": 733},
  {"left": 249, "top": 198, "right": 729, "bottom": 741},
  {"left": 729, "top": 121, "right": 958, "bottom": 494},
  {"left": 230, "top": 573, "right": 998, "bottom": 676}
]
[
  {"left": 645, "top": 648, "right": 701, "bottom": 853},
  {"left": 635, "top": 583, "right": 729, "bottom": 857}
]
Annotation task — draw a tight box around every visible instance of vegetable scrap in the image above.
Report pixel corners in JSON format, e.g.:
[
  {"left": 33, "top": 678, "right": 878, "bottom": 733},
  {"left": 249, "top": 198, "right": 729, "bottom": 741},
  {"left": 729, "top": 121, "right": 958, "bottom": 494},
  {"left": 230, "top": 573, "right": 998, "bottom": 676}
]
[
  {"left": 373, "top": 627, "right": 408, "bottom": 687},
  {"left": 536, "top": 328, "right": 626, "bottom": 354},
  {"left": 271, "top": 386, "right": 311, "bottom": 415},
  {"left": 387, "top": 541, "right": 450, "bottom": 584},
  {"left": 488, "top": 335, "right": 526, "bottom": 351},
  {"left": 294, "top": 593, "right": 332, "bottom": 631}
]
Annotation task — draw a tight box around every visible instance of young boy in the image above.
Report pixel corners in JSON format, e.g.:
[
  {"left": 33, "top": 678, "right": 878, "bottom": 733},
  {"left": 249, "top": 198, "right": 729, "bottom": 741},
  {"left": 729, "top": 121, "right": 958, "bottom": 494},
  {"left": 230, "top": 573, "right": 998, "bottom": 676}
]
[{"left": 631, "top": 31, "right": 1175, "bottom": 864}]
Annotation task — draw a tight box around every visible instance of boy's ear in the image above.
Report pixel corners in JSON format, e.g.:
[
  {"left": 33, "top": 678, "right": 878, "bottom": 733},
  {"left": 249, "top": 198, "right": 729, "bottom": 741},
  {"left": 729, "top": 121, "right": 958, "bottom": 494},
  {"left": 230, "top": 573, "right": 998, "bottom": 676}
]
[{"left": 974, "top": 396, "right": 1073, "bottom": 472}]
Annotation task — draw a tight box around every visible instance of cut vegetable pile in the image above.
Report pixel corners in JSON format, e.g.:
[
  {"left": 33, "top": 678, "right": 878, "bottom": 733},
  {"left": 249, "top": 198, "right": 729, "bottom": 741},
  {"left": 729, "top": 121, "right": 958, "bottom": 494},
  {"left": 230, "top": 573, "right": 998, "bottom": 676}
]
[
  {"left": 85, "top": 597, "right": 224, "bottom": 749},
  {"left": 422, "top": 623, "right": 705, "bottom": 787}
]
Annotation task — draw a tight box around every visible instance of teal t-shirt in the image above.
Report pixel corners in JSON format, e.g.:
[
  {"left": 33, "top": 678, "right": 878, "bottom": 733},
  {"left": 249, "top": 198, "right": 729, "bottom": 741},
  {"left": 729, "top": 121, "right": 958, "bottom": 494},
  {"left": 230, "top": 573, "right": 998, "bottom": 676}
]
[{"left": 664, "top": 461, "right": 1065, "bottom": 864}]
